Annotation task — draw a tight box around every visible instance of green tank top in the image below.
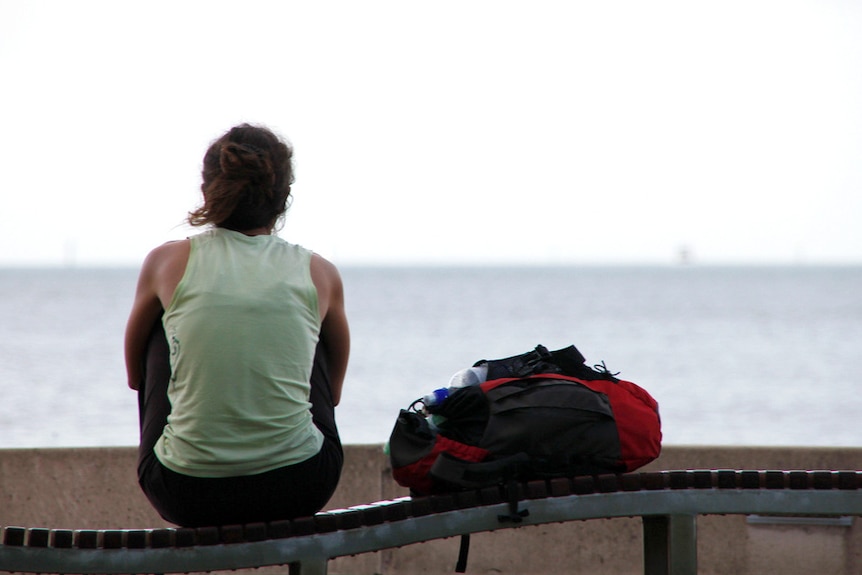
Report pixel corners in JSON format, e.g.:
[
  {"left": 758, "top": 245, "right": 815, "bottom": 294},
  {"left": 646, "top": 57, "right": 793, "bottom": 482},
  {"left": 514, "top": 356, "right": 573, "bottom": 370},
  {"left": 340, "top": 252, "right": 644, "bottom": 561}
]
[{"left": 155, "top": 228, "right": 324, "bottom": 477}]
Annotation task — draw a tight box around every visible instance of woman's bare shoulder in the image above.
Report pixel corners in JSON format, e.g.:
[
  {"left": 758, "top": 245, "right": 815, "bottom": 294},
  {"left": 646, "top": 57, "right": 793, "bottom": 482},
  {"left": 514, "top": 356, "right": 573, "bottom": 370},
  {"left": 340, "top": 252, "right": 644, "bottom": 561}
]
[
  {"left": 141, "top": 239, "right": 191, "bottom": 295},
  {"left": 139, "top": 239, "right": 191, "bottom": 304},
  {"left": 309, "top": 252, "right": 344, "bottom": 316},
  {"left": 144, "top": 239, "right": 191, "bottom": 268},
  {"left": 310, "top": 252, "right": 344, "bottom": 290}
]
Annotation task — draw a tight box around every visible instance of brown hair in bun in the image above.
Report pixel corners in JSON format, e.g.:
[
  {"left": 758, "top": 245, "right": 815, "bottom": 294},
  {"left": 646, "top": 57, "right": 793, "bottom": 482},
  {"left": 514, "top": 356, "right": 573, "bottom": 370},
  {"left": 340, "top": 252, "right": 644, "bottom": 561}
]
[{"left": 189, "top": 124, "right": 294, "bottom": 231}]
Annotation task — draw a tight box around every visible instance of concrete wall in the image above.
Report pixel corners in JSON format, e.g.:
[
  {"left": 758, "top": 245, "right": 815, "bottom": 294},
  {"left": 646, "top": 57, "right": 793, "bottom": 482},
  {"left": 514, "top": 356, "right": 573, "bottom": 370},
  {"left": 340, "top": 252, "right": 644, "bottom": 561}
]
[{"left": 1, "top": 445, "right": 861, "bottom": 574}]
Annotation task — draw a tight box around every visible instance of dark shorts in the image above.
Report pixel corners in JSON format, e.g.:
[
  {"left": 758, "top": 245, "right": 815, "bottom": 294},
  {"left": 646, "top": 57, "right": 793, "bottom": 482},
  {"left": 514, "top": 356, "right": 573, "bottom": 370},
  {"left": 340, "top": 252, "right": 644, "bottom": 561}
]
[{"left": 137, "top": 322, "right": 343, "bottom": 527}]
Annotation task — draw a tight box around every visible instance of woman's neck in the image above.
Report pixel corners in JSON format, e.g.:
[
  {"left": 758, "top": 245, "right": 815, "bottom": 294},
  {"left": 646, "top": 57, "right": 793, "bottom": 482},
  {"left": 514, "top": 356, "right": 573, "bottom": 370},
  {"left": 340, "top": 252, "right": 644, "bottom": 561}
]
[
  {"left": 239, "top": 226, "right": 272, "bottom": 236},
  {"left": 219, "top": 225, "right": 272, "bottom": 236}
]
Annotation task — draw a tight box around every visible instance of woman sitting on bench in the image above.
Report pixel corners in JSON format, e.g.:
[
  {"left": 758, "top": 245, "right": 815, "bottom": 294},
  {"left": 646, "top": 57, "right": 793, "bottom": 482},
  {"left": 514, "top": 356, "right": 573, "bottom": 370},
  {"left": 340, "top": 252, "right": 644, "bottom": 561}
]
[{"left": 124, "top": 123, "right": 350, "bottom": 527}]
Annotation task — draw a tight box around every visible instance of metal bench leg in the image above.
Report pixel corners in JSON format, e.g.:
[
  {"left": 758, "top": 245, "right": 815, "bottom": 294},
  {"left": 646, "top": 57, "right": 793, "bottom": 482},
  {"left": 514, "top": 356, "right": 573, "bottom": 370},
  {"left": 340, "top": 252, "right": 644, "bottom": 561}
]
[
  {"left": 288, "top": 559, "right": 328, "bottom": 575},
  {"left": 643, "top": 514, "right": 697, "bottom": 575}
]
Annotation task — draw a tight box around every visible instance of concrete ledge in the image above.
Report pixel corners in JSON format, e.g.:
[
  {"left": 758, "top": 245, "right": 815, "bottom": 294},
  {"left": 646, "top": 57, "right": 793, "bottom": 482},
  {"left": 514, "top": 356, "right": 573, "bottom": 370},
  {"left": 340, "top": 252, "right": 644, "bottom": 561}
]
[{"left": 2, "top": 445, "right": 861, "bottom": 574}]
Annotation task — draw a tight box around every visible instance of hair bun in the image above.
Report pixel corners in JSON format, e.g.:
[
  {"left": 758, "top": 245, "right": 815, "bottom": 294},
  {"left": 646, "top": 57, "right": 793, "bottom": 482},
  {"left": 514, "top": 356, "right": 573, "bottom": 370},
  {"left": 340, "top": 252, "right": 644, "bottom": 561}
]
[
  {"left": 219, "top": 142, "right": 275, "bottom": 187},
  {"left": 191, "top": 123, "right": 294, "bottom": 230}
]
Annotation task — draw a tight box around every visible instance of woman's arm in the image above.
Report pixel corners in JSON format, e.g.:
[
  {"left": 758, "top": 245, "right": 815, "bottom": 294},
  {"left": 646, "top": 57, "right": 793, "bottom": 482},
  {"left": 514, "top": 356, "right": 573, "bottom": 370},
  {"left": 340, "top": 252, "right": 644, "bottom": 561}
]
[
  {"left": 124, "top": 253, "right": 164, "bottom": 390},
  {"left": 124, "top": 241, "right": 190, "bottom": 390},
  {"left": 311, "top": 254, "right": 350, "bottom": 406}
]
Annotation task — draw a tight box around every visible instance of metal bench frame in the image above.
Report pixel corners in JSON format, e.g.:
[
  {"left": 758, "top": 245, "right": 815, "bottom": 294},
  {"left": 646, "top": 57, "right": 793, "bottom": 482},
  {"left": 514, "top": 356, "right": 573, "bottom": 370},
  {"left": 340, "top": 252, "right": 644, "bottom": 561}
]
[{"left": 2, "top": 470, "right": 861, "bottom": 575}]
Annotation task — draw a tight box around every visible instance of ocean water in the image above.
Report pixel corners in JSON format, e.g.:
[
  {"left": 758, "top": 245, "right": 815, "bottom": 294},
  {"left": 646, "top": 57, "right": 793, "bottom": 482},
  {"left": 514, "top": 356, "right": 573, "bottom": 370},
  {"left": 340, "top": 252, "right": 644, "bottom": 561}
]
[{"left": 0, "top": 265, "right": 860, "bottom": 449}]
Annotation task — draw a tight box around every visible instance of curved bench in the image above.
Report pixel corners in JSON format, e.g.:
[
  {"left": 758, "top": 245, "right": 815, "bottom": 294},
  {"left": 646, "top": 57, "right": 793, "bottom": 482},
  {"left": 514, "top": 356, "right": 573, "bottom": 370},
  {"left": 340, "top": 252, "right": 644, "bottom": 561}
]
[{"left": 2, "top": 469, "right": 861, "bottom": 575}]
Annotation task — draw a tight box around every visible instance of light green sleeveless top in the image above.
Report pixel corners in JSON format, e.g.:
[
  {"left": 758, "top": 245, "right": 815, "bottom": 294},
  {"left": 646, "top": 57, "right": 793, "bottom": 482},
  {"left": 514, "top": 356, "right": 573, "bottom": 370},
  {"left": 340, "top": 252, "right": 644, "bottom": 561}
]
[{"left": 155, "top": 228, "right": 324, "bottom": 477}]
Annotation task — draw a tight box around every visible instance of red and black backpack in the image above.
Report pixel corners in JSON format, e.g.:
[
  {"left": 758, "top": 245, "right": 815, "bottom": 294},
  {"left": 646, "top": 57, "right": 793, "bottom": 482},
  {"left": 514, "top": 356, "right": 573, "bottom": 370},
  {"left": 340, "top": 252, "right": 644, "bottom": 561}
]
[{"left": 388, "top": 345, "right": 662, "bottom": 495}]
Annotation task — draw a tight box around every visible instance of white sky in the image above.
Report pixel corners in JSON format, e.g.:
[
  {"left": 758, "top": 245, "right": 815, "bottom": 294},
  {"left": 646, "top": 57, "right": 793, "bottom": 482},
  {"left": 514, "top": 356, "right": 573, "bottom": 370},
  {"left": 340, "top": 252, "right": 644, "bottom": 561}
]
[{"left": 1, "top": 0, "right": 861, "bottom": 267}]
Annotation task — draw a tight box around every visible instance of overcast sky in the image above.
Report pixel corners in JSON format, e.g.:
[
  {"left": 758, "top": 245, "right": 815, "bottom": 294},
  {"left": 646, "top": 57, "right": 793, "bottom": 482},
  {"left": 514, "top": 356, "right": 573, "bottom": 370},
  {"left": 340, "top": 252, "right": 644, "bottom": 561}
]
[{"left": 2, "top": 0, "right": 861, "bottom": 267}]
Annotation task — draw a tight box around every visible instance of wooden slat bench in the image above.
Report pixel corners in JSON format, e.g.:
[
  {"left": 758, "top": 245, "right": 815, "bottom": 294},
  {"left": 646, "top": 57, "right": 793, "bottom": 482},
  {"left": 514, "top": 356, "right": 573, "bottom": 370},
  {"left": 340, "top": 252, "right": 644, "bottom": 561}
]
[{"left": 2, "top": 469, "right": 861, "bottom": 575}]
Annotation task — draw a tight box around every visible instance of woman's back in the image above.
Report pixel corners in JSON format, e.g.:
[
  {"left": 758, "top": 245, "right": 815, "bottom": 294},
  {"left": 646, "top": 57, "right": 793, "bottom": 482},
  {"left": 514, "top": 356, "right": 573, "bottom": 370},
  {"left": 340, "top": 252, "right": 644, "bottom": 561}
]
[{"left": 156, "top": 228, "right": 324, "bottom": 478}]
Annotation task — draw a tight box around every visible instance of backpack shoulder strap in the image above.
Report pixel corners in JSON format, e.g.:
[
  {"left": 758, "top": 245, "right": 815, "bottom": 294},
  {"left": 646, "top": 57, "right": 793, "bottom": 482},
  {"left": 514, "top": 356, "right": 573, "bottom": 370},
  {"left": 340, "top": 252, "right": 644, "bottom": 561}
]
[{"left": 479, "top": 344, "right": 590, "bottom": 380}]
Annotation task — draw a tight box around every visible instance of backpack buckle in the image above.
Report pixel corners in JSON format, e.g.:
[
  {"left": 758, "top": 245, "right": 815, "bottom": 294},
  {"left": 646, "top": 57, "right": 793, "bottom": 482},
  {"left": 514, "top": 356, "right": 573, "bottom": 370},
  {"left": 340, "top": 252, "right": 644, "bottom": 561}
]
[{"left": 513, "top": 345, "right": 552, "bottom": 377}]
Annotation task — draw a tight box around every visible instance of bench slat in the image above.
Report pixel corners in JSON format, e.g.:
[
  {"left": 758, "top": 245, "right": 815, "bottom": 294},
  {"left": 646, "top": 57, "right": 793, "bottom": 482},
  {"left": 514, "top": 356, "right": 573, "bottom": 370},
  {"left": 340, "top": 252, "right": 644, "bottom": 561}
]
[{"left": 2, "top": 470, "right": 861, "bottom": 575}]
